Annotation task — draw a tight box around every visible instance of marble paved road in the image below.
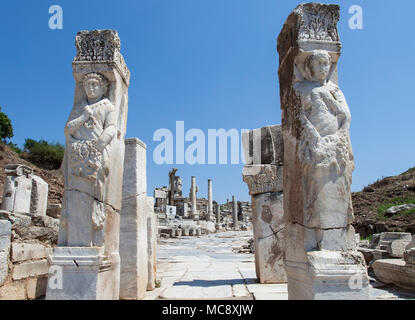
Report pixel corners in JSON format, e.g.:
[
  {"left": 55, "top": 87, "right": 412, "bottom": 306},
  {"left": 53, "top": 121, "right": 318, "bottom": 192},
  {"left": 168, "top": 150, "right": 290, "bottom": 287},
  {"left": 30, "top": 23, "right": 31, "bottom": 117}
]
[
  {"left": 143, "top": 230, "right": 415, "bottom": 300},
  {"left": 143, "top": 231, "right": 289, "bottom": 300}
]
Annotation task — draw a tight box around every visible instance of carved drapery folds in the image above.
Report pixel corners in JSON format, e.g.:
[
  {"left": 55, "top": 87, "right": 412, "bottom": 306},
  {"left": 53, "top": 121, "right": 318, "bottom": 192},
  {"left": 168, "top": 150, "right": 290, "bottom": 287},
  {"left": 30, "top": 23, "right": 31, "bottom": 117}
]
[{"left": 277, "top": 3, "right": 369, "bottom": 299}]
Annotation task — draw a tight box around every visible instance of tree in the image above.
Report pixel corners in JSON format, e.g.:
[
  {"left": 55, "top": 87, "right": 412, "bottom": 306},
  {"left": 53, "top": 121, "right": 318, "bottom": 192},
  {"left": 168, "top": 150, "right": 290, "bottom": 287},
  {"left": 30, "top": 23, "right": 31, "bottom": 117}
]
[
  {"left": 23, "top": 139, "right": 64, "bottom": 170},
  {"left": 0, "top": 107, "right": 14, "bottom": 143}
]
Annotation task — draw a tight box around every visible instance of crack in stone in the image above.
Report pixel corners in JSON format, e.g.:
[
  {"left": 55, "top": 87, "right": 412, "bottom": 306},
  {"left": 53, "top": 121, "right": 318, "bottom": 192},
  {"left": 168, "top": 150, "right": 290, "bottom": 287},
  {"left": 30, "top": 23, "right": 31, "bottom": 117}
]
[
  {"left": 66, "top": 188, "right": 119, "bottom": 213},
  {"left": 292, "top": 221, "right": 347, "bottom": 231}
]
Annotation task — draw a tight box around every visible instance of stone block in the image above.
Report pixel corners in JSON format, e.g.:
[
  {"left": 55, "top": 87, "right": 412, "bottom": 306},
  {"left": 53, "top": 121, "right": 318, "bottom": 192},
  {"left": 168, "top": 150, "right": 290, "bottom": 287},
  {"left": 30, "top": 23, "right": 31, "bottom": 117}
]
[
  {"left": 386, "top": 240, "right": 411, "bottom": 258},
  {"left": 1, "top": 166, "right": 33, "bottom": 214},
  {"left": 123, "top": 138, "right": 147, "bottom": 198},
  {"left": 0, "top": 252, "right": 9, "bottom": 286},
  {"left": 46, "top": 247, "right": 120, "bottom": 300},
  {"left": 373, "top": 259, "right": 415, "bottom": 290},
  {"left": 0, "top": 220, "right": 12, "bottom": 252},
  {"left": 30, "top": 175, "right": 48, "bottom": 216},
  {"left": 27, "top": 276, "right": 48, "bottom": 299},
  {"left": 0, "top": 280, "right": 26, "bottom": 300},
  {"left": 12, "top": 259, "right": 49, "bottom": 280},
  {"left": 46, "top": 204, "right": 61, "bottom": 219},
  {"left": 251, "top": 192, "right": 286, "bottom": 283},
  {"left": 11, "top": 243, "right": 46, "bottom": 262},
  {"left": 120, "top": 194, "right": 149, "bottom": 299}
]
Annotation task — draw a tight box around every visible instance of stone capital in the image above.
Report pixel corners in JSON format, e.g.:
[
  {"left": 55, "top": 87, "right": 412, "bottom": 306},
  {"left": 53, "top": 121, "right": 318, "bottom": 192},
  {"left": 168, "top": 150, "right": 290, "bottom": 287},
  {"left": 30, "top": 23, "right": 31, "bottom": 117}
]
[
  {"left": 242, "top": 165, "right": 283, "bottom": 195},
  {"left": 72, "top": 30, "right": 130, "bottom": 86}
]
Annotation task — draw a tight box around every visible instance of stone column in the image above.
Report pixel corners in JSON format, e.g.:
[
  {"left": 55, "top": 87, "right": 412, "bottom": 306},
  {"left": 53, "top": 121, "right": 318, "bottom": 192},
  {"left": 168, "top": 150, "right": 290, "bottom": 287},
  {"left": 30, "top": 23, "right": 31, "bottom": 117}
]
[
  {"left": 277, "top": 4, "right": 369, "bottom": 299},
  {"left": 47, "top": 30, "right": 130, "bottom": 300},
  {"left": 232, "top": 196, "right": 238, "bottom": 231},
  {"left": 242, "top": 125, "right": 286, "bottom": 284},
  {"left": 119, "top": 138, "right": 153, "bottom": 299},
  {"left": 215, "top": 204, "right": 221, "bottom": 229},
  {"left": 190, "top": 176, "right": 198, "bottom": 220},
  {"left": 207, "top": 179, "right": 213, "bottom": 221}
]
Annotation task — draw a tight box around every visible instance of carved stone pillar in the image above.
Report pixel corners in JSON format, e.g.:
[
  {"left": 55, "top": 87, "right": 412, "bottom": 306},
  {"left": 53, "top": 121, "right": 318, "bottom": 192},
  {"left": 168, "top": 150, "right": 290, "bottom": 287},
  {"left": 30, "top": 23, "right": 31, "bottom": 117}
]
[
  {"left": 242, "top": 125, "right": 286, "bottom": 284},
  {"left": 277, "top": 4, "right": 369, "bottom": 299},
  {"left": 47, "top": 30, "right": 130, "bottom": 300}
]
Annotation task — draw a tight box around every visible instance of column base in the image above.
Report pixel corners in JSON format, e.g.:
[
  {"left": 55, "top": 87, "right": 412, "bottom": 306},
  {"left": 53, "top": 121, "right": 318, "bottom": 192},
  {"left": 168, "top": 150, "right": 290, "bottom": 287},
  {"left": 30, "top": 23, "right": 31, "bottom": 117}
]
[
  {"left": 46, "top": 247, "right": 120, "bottom": 300},
  {"left": 285, "top": 251, "right": 370, "bottom": 300}
]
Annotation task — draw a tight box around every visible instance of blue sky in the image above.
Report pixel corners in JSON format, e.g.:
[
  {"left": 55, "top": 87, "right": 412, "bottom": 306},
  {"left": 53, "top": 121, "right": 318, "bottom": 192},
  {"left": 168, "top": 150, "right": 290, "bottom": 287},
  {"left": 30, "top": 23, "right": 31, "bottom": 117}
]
[{"left": 0, "top": 0, "right": 414, "bottom": 203}]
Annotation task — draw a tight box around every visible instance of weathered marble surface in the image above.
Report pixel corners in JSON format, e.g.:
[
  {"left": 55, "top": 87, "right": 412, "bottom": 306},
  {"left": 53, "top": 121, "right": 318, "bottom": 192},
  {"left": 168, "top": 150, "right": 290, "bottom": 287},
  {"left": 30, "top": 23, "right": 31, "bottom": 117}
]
[
  {"left": 251, "top": 192, "right": 286, "bottom": 283},
  {"left": 30, "top": 176, "right": 48, "bottom": 216},
  {"left": 0, "top": 220, "right": 11, "bottom": 286},
  {"left": 373, "top": 259, "right": 415, "bottom": 291},
  {"left": 47, "top": 29, "right": 129, "bottom": 300},
  {"left": 242, "top": 124, "right": 286, "bottom": 284},
  {"left": 277, "top": 3, "right": 369, "bottom": 299},
  {"left": 120, "top": 138, "right": 148, "bottom": 299},
  {"left": 1, "top": 165, "right": 33, "bottom": 214}
]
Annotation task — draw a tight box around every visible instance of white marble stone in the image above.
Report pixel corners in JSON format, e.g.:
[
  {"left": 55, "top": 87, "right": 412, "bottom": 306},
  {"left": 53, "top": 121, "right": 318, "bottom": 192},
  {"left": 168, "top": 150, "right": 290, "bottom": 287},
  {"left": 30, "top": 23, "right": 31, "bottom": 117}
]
[
  {"left": 1, "top": 165, "right": 33, "bottom": 214},
  {"left": 373, "top": 259, "right": 415, "bottom": 291},
  {"left": 48, "top": 29, "right": 129, "bottom": 300},
  {"left": 11, "top": 243, "right": 46, "bottom": 262},
  {"left": 46, "top": 247, "right": 120, "bottom": 300},
  {"left": 251, "top": 192, "right": 286, "bottom": 283},
  {"left": 12, "top": 259, "right": 49, "bottom": 281},
  {"left": 30, "top": 175, "right": 48, "bottom": 216},
  {"left": 278, "top": 3, "right": 369, "bottom": 299},
  {"left": 120, "top": 138, "right": 149, "bottom": 299}
]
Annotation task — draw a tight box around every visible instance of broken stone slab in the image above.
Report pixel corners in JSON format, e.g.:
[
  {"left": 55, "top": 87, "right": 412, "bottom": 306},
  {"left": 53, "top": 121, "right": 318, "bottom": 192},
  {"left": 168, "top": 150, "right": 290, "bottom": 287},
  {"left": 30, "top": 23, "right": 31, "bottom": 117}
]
[
  {"left": 386, "top": 240, "right": 411, "bottom": 258},
  {"left": 385, "top": 204, "right": 415, "bottom": 217},
  {"left": 30, "top": 176, "right": 48, "bottom": 216},
  {"left": 373, "top": 259, "right": 415, "bottom": 291},
  {"left": 1, "top": 173, "right": 32, "bottom": 214}
]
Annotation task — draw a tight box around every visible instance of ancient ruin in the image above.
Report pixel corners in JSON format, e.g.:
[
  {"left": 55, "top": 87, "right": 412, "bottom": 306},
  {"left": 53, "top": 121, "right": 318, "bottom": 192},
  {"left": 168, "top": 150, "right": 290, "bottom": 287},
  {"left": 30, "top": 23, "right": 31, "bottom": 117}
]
[
  {"left": 277, "top": 3, "right": 369, "bottom": 299},
  {"left": 242, "top": 125, "right": 286, "bottom": 283},
  {"left": 1, "top": 164, "right": 48, "bottom": 217},
  {"left": 120, "top": 138, "right": 156, "bottom": 299},
  {"left": 46, "top": 29, "right": 130, "bottom": 300}
]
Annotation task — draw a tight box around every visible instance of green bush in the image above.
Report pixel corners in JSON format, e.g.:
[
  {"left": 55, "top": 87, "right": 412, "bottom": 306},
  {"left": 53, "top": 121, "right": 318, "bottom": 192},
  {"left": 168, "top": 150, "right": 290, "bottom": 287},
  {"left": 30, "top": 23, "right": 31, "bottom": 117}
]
[
  {"left": 7, "top": 142, "right": 22, "bottom": 154},
  {"left": 23, "top": 139, "right": 64, "bottom": 170},
  {"left": 0, "top": 107, "right": 14, "bottom": 142}
]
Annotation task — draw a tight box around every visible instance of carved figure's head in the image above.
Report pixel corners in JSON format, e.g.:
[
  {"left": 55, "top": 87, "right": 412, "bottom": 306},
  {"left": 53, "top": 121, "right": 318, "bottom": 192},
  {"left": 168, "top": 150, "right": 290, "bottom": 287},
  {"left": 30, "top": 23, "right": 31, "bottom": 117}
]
[
  {"left": 304, "top": 50, "right": 331, "bottom": 84},
  {"left": 83, "top": 73, "right": 109, "bottom": 101}
]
